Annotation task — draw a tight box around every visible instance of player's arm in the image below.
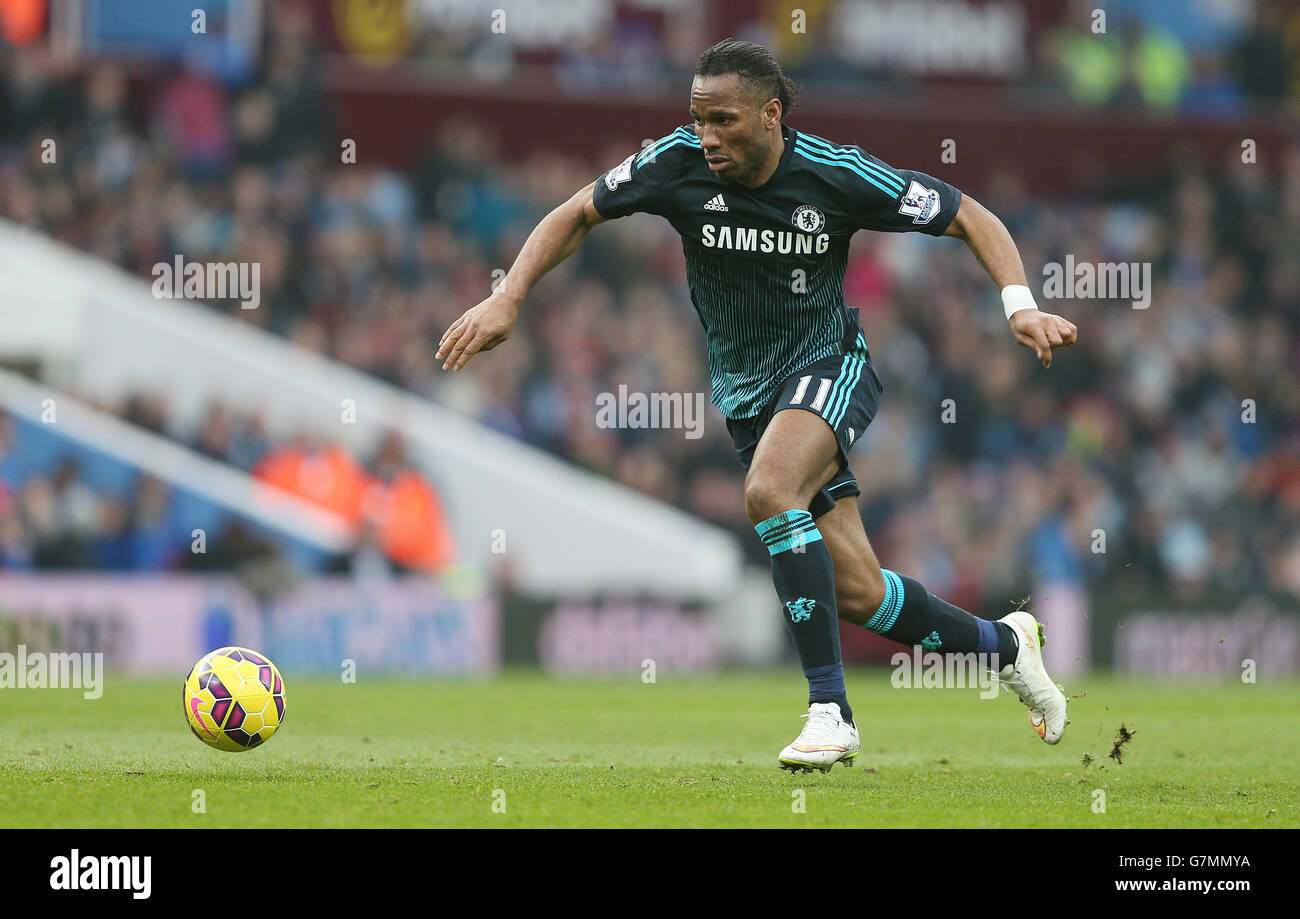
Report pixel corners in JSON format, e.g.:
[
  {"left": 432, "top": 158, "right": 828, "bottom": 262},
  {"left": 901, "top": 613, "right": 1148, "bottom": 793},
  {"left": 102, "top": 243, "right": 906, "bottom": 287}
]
[
  {"left": 943, "top": 195, "right": 1077, "bottom": 369},
  {"left": 437, "top": 181, "right": 607, "bottom": 371}
]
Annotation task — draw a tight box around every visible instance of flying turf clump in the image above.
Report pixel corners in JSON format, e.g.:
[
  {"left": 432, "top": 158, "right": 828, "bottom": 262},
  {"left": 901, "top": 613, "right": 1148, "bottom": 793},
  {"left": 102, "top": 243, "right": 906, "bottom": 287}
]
[{"left": 1108, "top": 724, "right": 1137, "bottom": 765}]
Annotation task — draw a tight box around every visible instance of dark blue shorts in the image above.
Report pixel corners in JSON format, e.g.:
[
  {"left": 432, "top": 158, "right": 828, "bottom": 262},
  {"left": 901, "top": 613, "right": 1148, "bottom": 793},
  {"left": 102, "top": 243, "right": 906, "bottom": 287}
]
[{"left": 725, "top": 311, "right": 884, "bottom": 521}]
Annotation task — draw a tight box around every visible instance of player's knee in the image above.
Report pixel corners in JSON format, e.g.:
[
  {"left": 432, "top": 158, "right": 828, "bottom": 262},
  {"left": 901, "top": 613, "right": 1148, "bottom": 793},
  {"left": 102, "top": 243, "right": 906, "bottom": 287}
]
[{"left": 743, "top": 475, "right": 801, "bottom": 525}]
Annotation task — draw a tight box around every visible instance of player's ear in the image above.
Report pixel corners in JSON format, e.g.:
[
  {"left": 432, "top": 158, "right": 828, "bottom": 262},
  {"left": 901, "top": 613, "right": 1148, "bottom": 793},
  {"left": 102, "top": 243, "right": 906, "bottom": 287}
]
[{"left": 764, "top": 98, "right": 781, "bottom": 129}]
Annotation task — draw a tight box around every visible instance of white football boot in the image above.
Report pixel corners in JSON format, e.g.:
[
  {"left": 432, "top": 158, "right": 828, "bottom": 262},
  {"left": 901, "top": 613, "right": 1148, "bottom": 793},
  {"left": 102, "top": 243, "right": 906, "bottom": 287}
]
[
  {"left": 778, "top": 702, "right": 860, "bottom": 773},
  {"left": 996, "top": 611, "right": 1068, "bottom": 744}
]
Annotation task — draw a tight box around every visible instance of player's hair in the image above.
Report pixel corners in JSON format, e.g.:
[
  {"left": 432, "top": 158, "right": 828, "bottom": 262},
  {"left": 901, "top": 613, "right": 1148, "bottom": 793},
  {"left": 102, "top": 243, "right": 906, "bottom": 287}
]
[{"left": 694, "top": 39, "right": 801, "bottom": 121}]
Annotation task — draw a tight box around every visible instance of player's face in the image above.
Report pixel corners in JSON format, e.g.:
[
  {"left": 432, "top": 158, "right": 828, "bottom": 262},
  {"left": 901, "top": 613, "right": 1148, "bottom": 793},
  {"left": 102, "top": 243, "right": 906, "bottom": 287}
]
[{"left": 690, "top": 74, "right": 778, "bottom": 186}]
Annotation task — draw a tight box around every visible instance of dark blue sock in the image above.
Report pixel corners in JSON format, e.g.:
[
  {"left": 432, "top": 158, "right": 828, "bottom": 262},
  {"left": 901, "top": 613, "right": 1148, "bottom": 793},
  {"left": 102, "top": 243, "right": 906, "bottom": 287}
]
[
  {"left": 757, "top": 509, "right": 853, "bottom": 725},
  {"left": 865, "top": 569, "right": 1017, "bottom": 670}
]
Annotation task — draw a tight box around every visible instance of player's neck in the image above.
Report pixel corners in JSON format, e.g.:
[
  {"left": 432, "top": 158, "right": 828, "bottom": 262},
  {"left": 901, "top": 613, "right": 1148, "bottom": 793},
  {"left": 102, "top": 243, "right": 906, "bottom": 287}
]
[{"left": 737, "top": 129, "right": 785, "bottom": 189}]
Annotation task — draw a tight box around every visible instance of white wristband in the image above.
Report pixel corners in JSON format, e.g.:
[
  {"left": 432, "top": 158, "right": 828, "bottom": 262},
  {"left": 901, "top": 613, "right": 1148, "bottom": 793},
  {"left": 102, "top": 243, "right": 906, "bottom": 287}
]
[{"left": 1001, "top": 284, "right": 1038, "bottom": 320}]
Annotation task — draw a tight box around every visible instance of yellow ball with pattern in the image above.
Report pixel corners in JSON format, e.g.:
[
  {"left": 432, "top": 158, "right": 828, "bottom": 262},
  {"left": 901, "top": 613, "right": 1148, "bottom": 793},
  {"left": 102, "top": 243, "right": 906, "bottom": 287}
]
[{"left": 184, "top": 647, "right": 286, "bottom": 752}]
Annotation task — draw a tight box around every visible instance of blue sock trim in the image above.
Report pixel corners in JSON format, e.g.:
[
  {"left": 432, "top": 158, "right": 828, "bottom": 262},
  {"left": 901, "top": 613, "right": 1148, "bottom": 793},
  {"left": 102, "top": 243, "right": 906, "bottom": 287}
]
[
  {"left": 755, "top": 509, "right": 809, "bottom": 539},
  {"left": 756, "top": 509, "right": 823, "bottom": 556},
  {"left": 765, "top": 529, "right": 823, "bottom": 555},
  {"left": 803, "top": 662, "right": 846, "bottom": 698},
  {"left": 975, "top": 617, "right": 999, "bottom": 655},
  {"left": 865, "top": 568, "right": 905, "bottom": 633}
]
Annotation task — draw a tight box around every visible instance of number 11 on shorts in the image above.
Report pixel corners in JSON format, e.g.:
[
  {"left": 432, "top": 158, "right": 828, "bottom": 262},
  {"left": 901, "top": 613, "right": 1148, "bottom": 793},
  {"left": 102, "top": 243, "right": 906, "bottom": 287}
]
[{"left": 790, "top": 375, "right": 832, "bottom": 412}]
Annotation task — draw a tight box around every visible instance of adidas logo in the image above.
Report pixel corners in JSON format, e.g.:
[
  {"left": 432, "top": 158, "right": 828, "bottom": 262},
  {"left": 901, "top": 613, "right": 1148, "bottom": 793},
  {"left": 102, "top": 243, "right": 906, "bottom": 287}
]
[{"left": 703, "top": 194, "right": 729, "bottom": 212}]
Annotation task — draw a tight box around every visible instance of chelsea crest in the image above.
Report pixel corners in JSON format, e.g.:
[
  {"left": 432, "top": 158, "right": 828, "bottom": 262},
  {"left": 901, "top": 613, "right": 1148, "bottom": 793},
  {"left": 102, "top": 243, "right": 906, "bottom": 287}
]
[{"left": 791, "top": 204, "right": 826, "bottom": 234}]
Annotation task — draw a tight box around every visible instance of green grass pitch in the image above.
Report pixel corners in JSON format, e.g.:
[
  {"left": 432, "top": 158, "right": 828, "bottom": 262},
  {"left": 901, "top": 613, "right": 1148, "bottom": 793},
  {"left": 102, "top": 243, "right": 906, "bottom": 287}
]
[{"left": 2, "top": 671, "right": 1296, "bottom": 828}]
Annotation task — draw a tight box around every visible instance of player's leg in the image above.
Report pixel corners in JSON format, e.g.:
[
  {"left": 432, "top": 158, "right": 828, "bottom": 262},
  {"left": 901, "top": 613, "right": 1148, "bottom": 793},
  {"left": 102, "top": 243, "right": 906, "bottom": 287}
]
[
  {"left": 817, "top": 493, "right": 1068, "bottom": 744},
  {"left": 811, "top": 495, "right": 885, "bottom": 626},
  {"left": 818, "top": 494, "right": 1006, "bottom": 646},
  {"left": 744, "top": 405, "right": 845, "bottom": 708},
  {"left": 744, "top": 406, "right": 860, "bottom": 772},
  {"left": 808, "top": 315, "right": 1069, "bottom": 745}
]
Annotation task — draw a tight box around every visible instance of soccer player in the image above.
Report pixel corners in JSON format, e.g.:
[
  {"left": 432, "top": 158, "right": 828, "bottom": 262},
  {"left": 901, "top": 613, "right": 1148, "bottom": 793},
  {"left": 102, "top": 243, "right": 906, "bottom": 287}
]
[{"left": 438, "top": 39, "right": 1077, "bottom": 772}]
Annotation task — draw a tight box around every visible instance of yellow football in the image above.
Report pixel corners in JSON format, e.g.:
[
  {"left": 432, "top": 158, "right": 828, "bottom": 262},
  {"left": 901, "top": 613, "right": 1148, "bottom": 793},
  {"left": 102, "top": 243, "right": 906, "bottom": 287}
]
[{"left": 183, "top": 647, "right": 286, "bottom": 752}]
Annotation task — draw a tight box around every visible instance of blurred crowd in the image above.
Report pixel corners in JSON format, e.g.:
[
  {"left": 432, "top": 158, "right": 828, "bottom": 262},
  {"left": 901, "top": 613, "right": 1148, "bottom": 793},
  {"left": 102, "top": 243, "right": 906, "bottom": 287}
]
[
  {"left": 0, "top": 406, "right": 447, "bottom": 578},
  {"left": 1, "top": 14, "right": 1298, "bottom": 610},
  {"left": 392, "top": 0, "right": 1300, "bottom": 117},
  {"left": 1042, "top": 0, "right": 1299, "bottom": 114},
  {"left": 2, "top": 373, "right": 461, "bottom": 571},
  {"left": 0, "top": 413, "right": 281, "bottom": 572}
]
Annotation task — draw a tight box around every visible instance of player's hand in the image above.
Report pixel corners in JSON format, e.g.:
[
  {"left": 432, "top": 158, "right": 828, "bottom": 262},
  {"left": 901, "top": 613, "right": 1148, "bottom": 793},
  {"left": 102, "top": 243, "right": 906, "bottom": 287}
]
[
  {"left": 1009, "top": 309, "right": 1077, "bottom": 369},
  {"left": 436, "top": 290, "right": 520, "bottom": 371}
]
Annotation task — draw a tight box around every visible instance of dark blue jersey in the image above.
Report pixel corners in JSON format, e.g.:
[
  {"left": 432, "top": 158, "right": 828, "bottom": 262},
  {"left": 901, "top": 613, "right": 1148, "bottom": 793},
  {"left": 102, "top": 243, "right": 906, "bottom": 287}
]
[{"left": 592, "top": 122, "right": 962, "bottom": 419}]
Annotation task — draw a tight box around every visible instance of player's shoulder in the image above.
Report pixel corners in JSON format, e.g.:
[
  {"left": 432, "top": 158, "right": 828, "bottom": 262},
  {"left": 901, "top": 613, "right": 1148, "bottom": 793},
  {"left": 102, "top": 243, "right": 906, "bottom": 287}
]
[
  {"left": 593, "top": 126, "right": 702, "bottom": 219},
  {"left": 599, "top": 125, "right": 701, "bottom": 195},
  {"left": 632, "top": 125, "right": 702, "bottom": 176},
  {"left": 790, "top": 128, "right": 906, "bottom": 201}
]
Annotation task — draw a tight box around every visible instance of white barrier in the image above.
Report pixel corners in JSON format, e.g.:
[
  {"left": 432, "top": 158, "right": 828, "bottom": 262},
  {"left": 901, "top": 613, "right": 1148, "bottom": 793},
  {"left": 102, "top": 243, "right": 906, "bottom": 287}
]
[{"left": 0, "top": 220, "right": 743, "bottom": 599}]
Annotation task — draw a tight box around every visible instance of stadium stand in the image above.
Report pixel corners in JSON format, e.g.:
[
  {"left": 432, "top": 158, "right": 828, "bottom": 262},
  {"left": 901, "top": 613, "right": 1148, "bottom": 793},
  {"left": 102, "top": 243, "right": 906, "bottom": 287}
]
[{"left": 1, "top": 13, "right": 1297, "bottom": 619}]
